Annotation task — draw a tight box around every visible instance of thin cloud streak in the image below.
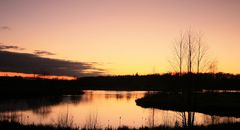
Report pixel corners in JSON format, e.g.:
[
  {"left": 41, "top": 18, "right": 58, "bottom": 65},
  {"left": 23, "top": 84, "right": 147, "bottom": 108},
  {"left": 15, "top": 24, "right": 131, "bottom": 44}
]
[
  {"left": 0, "top": 43, "right": 25, "bottom": 51},
  {"left": 0, "top": 26, "right": 11, "bottom": 30},
  {"left": 34, "top": 50, "right": 56, "bottom": 56}
]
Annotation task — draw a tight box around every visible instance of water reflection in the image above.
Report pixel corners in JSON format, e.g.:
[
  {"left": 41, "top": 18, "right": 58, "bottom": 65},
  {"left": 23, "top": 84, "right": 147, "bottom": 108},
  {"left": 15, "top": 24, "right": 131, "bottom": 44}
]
[
  {"left": 32, "top": 105, "right": 52, "bottom": 118},
  {"left": 0, "top": 90, "right": 239, "bottom": 128},
  {"left": 0, "top": 95, "right": 82, "bottom": 113}
]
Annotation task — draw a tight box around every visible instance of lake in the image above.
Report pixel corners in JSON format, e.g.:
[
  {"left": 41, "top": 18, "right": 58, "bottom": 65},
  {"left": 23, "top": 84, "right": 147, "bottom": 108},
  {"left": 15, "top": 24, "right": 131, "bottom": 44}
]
[{"left": 0, "top": 90, "right": 239, "bottom": 129}]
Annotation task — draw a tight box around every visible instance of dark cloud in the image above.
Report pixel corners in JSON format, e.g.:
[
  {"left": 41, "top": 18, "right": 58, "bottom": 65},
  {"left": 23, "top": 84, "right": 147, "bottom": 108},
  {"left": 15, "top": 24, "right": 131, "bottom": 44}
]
[
  {"left": 34, "top": 50, "right": 56, "bottom": 56},
  {"left": 0, "top": 26, "right": 11, "bottom": 30},
  {"left": 0, "top": 43, "right": 25, "bottom": 51},
  {"left": 0, "top": 51, "right": 104, "bottom": 77}
]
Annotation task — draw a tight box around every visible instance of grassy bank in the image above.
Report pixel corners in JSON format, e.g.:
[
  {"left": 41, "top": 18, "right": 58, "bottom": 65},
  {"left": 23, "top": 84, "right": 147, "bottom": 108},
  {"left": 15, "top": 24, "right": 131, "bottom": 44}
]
[{"left": 136, "top": 92, "right": 240, "bottom": 117}]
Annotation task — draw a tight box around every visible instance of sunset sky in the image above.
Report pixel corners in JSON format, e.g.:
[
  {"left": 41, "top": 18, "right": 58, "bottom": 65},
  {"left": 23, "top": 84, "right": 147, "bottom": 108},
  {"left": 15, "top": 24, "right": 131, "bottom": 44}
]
[{"left": 0, "top": 0, "right": 240, "bottom": 76}]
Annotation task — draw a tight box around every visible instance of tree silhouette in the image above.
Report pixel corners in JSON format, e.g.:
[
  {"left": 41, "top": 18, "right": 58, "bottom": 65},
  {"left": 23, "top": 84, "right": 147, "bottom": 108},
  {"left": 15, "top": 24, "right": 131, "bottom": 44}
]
[
  {"left": 172, "top": 31, "right": 185, "bottom": 75},
  {"left": 171, "top": 28, "right": 211, "bottom": 74}
]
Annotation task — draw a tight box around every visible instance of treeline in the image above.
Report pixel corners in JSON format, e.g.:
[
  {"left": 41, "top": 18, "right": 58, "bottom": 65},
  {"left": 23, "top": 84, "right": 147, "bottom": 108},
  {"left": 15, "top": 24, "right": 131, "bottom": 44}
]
[
  {"left": 1, "top": 73, "right": 240, "bottom": 94},
  {"left": 76, "top": 73, "right": 240, "bottom": 91},
  {"left": 0, "top": 76, "right": 83, "bottom": 97}
]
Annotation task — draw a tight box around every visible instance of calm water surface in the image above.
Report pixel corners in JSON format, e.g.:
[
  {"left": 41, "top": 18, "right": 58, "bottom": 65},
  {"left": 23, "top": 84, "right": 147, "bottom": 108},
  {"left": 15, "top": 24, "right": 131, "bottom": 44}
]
[{"left": 0, "top": 90, "right": 239, "bottom": 128}]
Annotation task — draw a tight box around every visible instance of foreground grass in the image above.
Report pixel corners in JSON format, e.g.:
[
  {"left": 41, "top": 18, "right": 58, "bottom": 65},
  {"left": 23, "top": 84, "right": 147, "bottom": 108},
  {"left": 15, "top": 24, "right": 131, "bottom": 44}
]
[
  {"left": 1, "top": 121, "right": 240, "bottom": 130},
  {"left": 0, "top": 121, "right": 78, "bottom": 130}
]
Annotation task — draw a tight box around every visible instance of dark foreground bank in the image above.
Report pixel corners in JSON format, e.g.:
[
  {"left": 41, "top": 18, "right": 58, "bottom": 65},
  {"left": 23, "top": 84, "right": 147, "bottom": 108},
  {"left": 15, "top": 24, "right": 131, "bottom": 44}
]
[
  {"left": 1, "top": 121, "right": 240, "bottom": 130},
  {"left": 136, "top": 92, "right": 240, "bottom": 117}
]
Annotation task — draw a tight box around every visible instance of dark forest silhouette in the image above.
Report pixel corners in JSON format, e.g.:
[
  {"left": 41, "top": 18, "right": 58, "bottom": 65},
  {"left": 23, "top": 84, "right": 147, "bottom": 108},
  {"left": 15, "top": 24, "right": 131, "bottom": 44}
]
[{"left": 1, "top": 72, "right": 240, "bottom": 94}]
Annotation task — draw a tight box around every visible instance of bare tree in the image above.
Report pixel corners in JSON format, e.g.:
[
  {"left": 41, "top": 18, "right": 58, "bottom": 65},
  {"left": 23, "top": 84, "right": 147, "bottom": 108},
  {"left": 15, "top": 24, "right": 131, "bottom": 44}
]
[
  {"left": 209, "top": 59, "right": 218, "bottom": 74},
  {"left": 185, "top": 29, "right": 196, "bottom": 73},
  {"left": 171, "top": 28, "right": 210, "bottom": 74},
  {"left": 170, "top": 29, "right": 196, "bottom": 74},
  {"left": 172, "top": 32, "right": 185, "bottom": 75},
  {"left": 196, "top": 32, "right": 208, "bottom": 73},
  {"left": 170, "top": 29, "right": 205, "bottom": 129},
  {"left": 170, "top": 28, "right": 218, "bottom": 128}
]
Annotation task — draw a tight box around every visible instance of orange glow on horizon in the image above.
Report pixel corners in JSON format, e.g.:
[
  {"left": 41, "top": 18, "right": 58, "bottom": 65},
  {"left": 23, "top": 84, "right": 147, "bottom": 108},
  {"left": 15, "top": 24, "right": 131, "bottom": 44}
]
[{"left": 0, "top": 72, "right": 76, "bottom": 80}]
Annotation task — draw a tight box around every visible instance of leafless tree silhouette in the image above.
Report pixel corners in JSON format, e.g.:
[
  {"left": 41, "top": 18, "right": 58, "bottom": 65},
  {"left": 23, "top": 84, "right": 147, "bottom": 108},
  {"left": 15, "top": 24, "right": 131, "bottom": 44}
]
[
  {"left": 196, "top": 32, "right": 208, "bottom": 73},
  {"left": 172, "top": 32, "right": 185, "bottom": 75},
  {"left": 185, "top": 29, "right": 196, "bottom": 73},
  {"left": 171, "top": 28, "right": 211, "bottom": 74}
]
